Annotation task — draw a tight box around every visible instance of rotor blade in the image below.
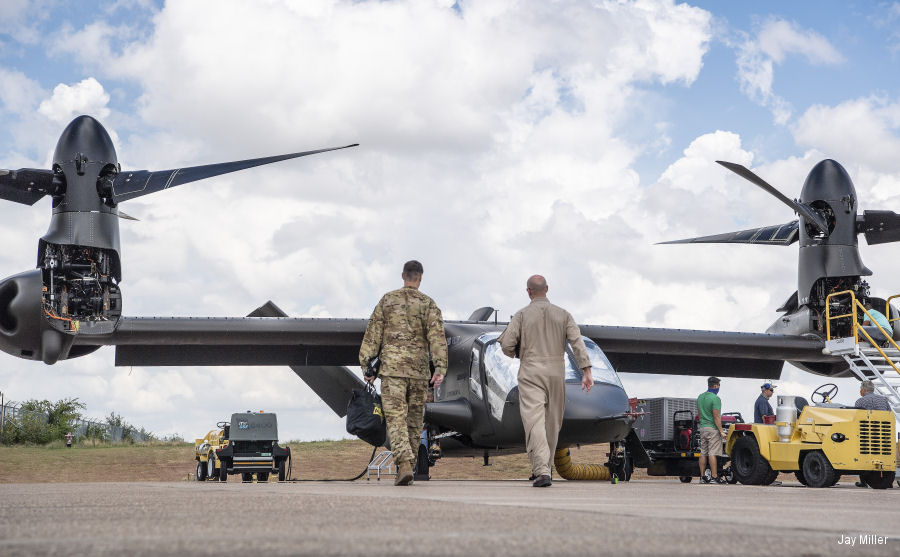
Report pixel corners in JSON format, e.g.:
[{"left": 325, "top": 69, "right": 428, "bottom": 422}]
[
  {"left": 716, "top": 160, "right": 830, "bottom": 235},
  {"left": 0, "top": 168, "right": 55, "bottom": 205},
  {"left": 117, "top": 210, "right": 139, "bottom": 221},
  {"left": 659, "top": 220, "right": 799, "bottom": 246},
  {"left": 110, "top": 144, "right": 359, "bottom": 203},
  {"left": 860, "top": 210, "right": 900, "bottom": 245}
]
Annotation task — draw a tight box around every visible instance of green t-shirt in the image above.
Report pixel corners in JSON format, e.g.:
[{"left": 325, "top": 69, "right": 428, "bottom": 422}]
[{"left": 697, "top": 391, "right": 721, "bottom": 428}]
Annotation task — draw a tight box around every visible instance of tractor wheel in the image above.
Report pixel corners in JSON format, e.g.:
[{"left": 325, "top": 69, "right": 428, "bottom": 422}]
[
  {"left": 801, "top": 451, "right": 836, "bottom": 488},
  {"left": 861, "top": 471, "right": 895, "bottom": 490},
  {"left": 207, "top": 455, "right": 216, "bottom": 479},
  {"left": 679, "top": 476, "right": 692, "bottom": 483},
  {"left": 830, "top": 474, "right": 842, "bottom": 487},
  {"left": 794, "top": 470, "right": 807, "bottom": 486},
  {"left": 242, "top": 473, "right": 253, "bottom": 482},
  {"left": 731, "top": 435, "right": 775, "bottom": 485},
  {"left": 257, "top": 472, "right": 269, "bottom": 482},
  {"left": 219, "top": 462, "right": 227, "bottom": 482},
  {"left": 195, "top": 461, "right": 207, "bottom": 481},
  {"left": 278, "top": 461, "right": 287, "bottom": 482},
  {"left": 762, "top": 468, "right": 779, "bottom": 485}
]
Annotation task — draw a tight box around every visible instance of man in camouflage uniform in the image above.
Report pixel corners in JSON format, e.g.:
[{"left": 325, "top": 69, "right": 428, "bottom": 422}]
[{"left": 360, "top": 260, "right": 448, "bottom": 486}]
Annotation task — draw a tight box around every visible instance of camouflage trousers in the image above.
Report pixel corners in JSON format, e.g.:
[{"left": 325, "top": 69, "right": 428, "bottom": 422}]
[{"left": 381, "top": 376, "right": 428, "bottom": 468}]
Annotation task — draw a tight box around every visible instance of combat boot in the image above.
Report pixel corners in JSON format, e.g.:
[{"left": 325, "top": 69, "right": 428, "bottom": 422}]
[{"left": 395, "top": 460, "right": 413, "bottom": 486}]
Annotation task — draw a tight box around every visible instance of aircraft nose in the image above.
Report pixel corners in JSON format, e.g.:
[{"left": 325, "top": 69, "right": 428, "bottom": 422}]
[
  {"left": 560, "top": 382, "right": 632, "bottom": 445},
  {"left": 564, "top": 381, "right": 629, "bottom": 421}
]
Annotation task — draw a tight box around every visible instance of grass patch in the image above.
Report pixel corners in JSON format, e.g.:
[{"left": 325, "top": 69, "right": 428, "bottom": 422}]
[{"left": 0, "top": 439, "right": 635, "bottom": 483}]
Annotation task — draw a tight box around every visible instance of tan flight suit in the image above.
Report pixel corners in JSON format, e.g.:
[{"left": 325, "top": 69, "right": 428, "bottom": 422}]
[
  {"left": 359, "top": 286, "right": 448, "bottom": 468},
  {"left": 498, "top": 296, "right": 591, "bottom": 478}
]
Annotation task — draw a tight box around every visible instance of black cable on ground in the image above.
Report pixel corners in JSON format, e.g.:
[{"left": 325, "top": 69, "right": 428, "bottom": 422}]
[{"left": 282, "top": 445, "right": 379, "bottom": 482}]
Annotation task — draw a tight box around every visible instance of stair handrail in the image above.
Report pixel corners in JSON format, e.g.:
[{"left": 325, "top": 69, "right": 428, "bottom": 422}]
[
  {"left": 886, "top": 295, "right": 900, "bottom": 327},
  {"left": 826, "top": 290, "right": 900, "bottom": 377}
]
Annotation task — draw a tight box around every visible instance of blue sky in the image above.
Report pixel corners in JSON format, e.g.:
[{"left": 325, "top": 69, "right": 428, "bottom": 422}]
[{"left": 1, "top": 0, "right": 900, "bottom": 441}]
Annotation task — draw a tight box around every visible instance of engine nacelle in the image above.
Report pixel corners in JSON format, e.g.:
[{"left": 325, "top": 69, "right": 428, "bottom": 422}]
[{"left": 0, "top": 268, "right": 106, "bottom": 364}]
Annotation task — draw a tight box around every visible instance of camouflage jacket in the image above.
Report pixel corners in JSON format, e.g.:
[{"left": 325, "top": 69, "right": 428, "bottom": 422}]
[{"left": 359, "top": 286, "right": 449, "bottom": 379}]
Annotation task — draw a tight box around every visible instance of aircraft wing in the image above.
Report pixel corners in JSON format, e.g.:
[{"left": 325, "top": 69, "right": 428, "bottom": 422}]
[
  {"left": 578, "top": 325, "right": 828, "bottom": 379},
  {"left": 93, "top": 308, "right": 833, "bottom": 380}
]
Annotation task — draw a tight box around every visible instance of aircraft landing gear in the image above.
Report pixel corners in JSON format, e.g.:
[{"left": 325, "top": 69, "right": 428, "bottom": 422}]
[{"left": 609, "top": 441, "right": 633, "bottom": 483}]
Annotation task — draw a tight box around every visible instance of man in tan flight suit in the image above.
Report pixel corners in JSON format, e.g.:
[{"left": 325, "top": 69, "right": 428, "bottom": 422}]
[
  {"left": 499, "top": 275, "right": 593, "bottom": 487},
  {"left": 359, "top": 260, "right": 448, "bottom": 486}
]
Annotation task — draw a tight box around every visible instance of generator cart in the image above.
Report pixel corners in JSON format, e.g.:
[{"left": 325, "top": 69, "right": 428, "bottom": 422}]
[
  {"left": 725, "top": 384, "right": 896, "bottom": 488},
  {"left": 633, "top": 397, "right": 742, "bottom": 483},
  {"left": 194, "top": 411, "right": 291, "bottom": 482}
]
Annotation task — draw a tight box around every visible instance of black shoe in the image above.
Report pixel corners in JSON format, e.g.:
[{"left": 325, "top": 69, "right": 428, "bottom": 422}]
[
  {"left": 715, "top": 476, "right": 728, "bottom": 485},
  {"left": 699, "top": 476, "right": 711, "bottom": 484},
  {"left": 855, "top": 481, "right": 867, "bottom": 488},
  {"left": 532, "top": 475, "right": 552, "bottom": 487}
]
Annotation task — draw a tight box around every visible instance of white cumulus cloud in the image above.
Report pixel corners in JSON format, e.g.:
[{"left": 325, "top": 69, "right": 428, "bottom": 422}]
[{"left": 37, "top": 77, "right": 111, "bottom": 125}]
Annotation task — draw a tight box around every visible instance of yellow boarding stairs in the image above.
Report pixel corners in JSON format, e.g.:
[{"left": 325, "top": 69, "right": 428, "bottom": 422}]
[{"left": 824, "top": 291, "right": 900, "bottom": 423}]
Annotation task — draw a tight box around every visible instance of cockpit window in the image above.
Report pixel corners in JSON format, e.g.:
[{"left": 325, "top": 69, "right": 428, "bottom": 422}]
[
  {"left": 478, "top": 332, "right": 622, "bottom": 388},
  {"left": 570, "top": 338, "right": 623, "bottom": 388},
  {"left": 483, "top": 338, "right": 519, "bottom": 394}
]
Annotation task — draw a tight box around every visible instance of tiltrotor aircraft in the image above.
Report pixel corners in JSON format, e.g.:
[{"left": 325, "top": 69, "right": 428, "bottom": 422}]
[{"left": 2, "top": 116, "right": 899, "bottom": 476}]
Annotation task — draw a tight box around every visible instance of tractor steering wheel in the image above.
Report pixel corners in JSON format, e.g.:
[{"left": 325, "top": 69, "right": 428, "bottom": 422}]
[{"left": 811, "top": 383, "right": 838, "bottom": 404}]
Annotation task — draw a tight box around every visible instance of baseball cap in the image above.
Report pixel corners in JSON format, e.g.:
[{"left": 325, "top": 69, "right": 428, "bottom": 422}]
[{"left": 761, "top": 382, "right": 776, "bottom": 390}]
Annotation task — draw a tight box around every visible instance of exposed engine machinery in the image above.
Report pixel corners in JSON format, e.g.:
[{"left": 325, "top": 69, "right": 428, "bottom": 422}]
[
  {"left": 812, "top": 277, "right": 868, "bottom": 337},
  {"left": 41, "top": 243, "right": 122, "bottom": 328}
]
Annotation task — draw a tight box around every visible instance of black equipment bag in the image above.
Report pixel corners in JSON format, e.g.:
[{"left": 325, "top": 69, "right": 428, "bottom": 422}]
[{"left": 346, "top": 383, "right": 387, "bottom": 447}]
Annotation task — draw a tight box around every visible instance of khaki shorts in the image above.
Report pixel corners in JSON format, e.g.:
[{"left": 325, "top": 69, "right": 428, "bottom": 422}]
[{"left": 699, "top": 427, "right": 723, "bottom": 456}]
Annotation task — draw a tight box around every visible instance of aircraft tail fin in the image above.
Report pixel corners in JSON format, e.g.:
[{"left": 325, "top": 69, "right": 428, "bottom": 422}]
[
  {"left": 289, "top": 365, "right": 365, "bottom": 418},
  {"left": 247, "top": 301, "right": 364, "bottom": 417}
]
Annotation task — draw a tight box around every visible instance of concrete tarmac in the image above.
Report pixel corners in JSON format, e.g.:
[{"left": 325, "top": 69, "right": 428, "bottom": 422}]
[{"left": 1, "top": 479, "right": 898, "bottom": 556}]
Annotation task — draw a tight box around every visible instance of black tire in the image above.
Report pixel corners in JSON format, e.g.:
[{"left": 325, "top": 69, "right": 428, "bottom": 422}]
[
  {"left": 414, "top": 445, "right": 430, "bottom": 481},
  {"left": 801, "top": 451, "right": 836, "bottom": 488},
  {"left": 762, "top": 468, "right": 779, "bottom": 485},
  {"left": 207, "top": 455, "right": 216, "bottom": 479},
  {"left": 242, "top": 472, "right": 253, "bottom": 482},
  {"left": 219, "top": 461, "right": 227, "bottom": 482},
  {"left": 794, "top": 470, "right": 807, "bottom": 486},
  {"left": 257, "top": 472, "right": 269, "bottom": 482},
  {"left": 278, "top": 461, "right": 287, "bottom": 482},
  {"left": 861, "top": 471, "right": 895, "bottom": 490},
  {"left": 731, "top": 435, "right": 775, "bottom": 485},
  {"left": 679, "top": 476, "right": 692, "bottom": 483},
  {"left": 196, "top": 461, "right": 207, "bottom": 481},
  {"left": 830, "top": 474, "right": 841, "bottom": 487}
]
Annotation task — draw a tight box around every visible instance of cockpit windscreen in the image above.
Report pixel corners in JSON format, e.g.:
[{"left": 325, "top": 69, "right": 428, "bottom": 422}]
[{"left": 479, "top": 333, "right": 622, "bottom": 388}]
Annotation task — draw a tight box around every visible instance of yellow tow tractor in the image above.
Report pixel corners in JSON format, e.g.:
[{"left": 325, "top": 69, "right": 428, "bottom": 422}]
[
  {"left": 726, "top": 387, "right": 895, "bottom": 488},
  {"left": 194, "top": 421, "right": 228, "bottom": 481},
  {"left": 727, "top": 289, "right": 899, "bottom": 489}
]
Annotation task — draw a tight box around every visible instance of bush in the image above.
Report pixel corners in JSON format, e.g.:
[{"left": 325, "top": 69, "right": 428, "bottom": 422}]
[{"left": 0, "top": 398, "right": 85, "bottom": 445}]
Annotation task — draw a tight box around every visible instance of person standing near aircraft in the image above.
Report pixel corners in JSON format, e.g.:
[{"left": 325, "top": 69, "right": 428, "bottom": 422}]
[
  {"left": 753, "top": 382, "right": 776, "bottom": 423},
  {"left": 697, "top": 376, "right": 728, "bottom": 484},
  {"left": 359, "top": 260, "right": 448, "bottom": 486},
  {"left": 499, "top": 275, "right": 593, "bottom": 488}
]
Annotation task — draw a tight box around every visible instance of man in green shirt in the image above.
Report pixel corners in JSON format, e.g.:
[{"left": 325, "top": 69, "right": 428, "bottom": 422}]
[{"left": 697, "top": 376, "right": 727, "bottom": 484}]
